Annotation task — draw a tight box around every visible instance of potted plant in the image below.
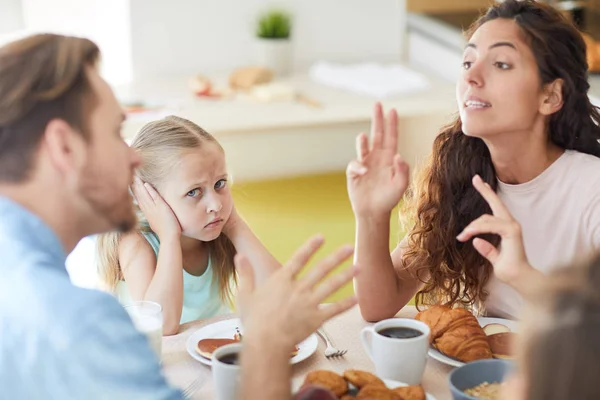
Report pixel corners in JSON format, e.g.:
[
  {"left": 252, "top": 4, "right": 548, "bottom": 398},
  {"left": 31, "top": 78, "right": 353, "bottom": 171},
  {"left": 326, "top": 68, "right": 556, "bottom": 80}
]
[{"left": 254, "top": 9, "right": 292, "bottom": 76}]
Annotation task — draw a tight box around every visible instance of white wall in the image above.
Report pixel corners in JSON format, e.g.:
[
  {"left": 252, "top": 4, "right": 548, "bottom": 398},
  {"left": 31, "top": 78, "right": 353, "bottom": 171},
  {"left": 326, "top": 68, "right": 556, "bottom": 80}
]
[
  {"left": 129, "top": 0, "right": 405, "bottom": 79},
  {"left": 0, "top": 0, "right": 24, "bottom": 33},
  {"left": 19, "top": 0, "right": 132, "bottom": 85},
  {"left": 1, "top": 0, "right": 405, "bottom": 84}
]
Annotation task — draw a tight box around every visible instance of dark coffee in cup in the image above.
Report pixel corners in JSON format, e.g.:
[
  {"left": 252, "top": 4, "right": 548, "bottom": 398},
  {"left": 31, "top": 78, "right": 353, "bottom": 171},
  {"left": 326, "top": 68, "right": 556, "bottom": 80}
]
[
  {"left": 377, "top": 327, "right": 423, "bottom": 339},
  {"left": 361, "top": 318, "right": 431, "bottom": 385},
  {"left": 217, "top": 352, "right": 240, "bottom": 365}
]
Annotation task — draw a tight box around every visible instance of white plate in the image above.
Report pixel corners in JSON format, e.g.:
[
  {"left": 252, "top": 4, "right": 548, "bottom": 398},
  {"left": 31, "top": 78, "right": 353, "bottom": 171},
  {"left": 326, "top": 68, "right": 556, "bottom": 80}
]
[
  {"left": 186, "top": 318, "right": 318, "bottom": 366},
  {"left": 383, "top": 378, "right": 437, "bottom": 400},
  {"left": 428, "top": 317, "right": 519, "bottom": 368}
]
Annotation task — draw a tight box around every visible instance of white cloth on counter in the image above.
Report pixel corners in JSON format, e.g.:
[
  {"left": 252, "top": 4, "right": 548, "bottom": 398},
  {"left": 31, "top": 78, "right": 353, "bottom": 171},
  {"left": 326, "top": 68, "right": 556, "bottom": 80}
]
[{"left": 309, "top": 61, "right": 430, "bottom": 98}]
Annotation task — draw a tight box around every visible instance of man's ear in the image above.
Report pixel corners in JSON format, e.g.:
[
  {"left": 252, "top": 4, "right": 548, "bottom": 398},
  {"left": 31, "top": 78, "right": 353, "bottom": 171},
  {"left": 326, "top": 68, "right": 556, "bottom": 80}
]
[{"left": 41, "top": 119, "right": 87, "bottom": 175}]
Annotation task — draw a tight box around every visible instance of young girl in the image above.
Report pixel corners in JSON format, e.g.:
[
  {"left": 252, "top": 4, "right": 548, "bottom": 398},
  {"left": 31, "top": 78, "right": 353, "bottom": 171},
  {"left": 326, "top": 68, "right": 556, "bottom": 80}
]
[
  {"left": 97, "top": 116, "right": 280, "bottom": 335},
  {"left": 347, "top": 0, "right": 600, "bottom": 321}
]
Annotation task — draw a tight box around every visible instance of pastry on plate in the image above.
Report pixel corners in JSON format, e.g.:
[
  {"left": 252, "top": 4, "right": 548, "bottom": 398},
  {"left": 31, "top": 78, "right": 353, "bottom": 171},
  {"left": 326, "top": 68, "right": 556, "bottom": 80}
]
[
  {"left": 483, "top": 323, "right": 511, "bottom": 336},
  {"left": 303, "top": 370, "right": 349, "bottom": 397},
  {"left": 391, "top": 385, "right": 426, "bottom": 400},
  {"left": 356, "top": 383, "right": 402, "bottom": 400},
  {"left": 416, "top": 306, "right": 493, "bottom": 362},
  {"left": 294, "top": 384, "right": 338, "bottom": 400},
  {"left": 343, "top": 370, "right": 385, "bottom": 389},
  {"left": 195, "top": 338, "right": 240, "bottom": 360},
  {"left": 488, "top": 332, "right": 517, "bottom": 359}
]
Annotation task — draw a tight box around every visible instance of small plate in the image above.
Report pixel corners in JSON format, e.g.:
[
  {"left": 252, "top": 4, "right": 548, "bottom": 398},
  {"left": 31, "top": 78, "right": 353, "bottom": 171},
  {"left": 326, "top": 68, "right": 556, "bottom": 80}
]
[
  {"left": 428, "top": 317, "right": 519, "bottom": 368},
  {"left": 186, "top": 318, "right": 318, "bottom": 366}
]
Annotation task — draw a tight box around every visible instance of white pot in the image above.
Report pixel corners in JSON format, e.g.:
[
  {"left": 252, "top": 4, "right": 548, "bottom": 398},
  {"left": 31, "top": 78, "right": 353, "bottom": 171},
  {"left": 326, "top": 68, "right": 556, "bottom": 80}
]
[{"left": 254, "top": 38, "right": 292, "bottom": 76}]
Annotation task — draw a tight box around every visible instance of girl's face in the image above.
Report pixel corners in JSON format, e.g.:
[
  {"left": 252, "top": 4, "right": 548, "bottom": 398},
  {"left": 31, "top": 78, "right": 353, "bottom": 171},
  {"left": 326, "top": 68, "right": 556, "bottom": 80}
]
[
  {"left": 160, "top": 143, "right": 233, "bottom": 242},
  {"left": 456, "top": 18, "right": 549, "bottom": 140}
]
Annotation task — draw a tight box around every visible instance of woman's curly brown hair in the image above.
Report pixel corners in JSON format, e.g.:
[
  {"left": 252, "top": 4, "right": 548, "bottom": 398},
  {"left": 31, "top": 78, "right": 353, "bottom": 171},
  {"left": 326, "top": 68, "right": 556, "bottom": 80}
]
[{"left": 401, "top": 0, "right": 600, "bottom": 311}]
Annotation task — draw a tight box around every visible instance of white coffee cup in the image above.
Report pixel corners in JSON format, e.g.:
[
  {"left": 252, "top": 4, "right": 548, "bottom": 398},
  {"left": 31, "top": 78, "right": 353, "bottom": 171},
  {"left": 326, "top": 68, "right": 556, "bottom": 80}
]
[
  {"left": 212, "top": 343, "right": 242, "bottom": 400},
  {"left": 360, "top": 318, "right": 430, "bottom": 385}
]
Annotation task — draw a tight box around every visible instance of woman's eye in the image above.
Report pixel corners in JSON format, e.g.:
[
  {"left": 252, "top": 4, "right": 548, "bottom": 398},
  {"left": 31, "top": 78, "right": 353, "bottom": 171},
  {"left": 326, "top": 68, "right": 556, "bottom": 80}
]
[{"left": 494, "top": 62, "right": 511, "bottom": 70}]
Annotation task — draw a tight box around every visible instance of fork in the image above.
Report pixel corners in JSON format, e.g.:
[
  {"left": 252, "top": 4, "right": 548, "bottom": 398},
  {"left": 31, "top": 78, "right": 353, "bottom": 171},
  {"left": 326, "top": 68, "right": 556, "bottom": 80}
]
[
  {"left": 317, "top": 328, "right": 347, "bottom": 358},
  {"left": 182, "top": 377, "right": 205, "bottom": 399}
]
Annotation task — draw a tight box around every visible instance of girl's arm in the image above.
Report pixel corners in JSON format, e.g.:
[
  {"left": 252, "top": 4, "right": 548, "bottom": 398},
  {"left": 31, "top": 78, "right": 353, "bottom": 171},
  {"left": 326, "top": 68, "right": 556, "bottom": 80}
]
[
  {"left": 122, "top": 177, "right": 185, "bottom": 335},
  {"left": 119, "top": 233, "right": 184, "bottom": 335},
  {"left": 223, "top": 208, "right": 281, "bottom": 284}
]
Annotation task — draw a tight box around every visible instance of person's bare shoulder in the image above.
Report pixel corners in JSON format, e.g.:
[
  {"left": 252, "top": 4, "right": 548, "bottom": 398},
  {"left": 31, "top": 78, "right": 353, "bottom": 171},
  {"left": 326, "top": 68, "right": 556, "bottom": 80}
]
[{"left": 118, "top": 232, "right": 156, "bottom": 272}]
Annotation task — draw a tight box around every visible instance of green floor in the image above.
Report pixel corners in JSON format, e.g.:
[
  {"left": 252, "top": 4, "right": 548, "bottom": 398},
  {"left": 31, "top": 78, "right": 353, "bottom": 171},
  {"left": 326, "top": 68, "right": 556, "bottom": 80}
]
[{"left": 233, "top": 172, "right": 405, "bottom": 303}]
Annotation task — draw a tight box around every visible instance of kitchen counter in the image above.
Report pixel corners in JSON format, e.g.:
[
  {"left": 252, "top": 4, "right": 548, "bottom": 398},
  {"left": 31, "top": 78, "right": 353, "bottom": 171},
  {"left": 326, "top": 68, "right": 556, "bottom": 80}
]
[
  {"left": 117, "top": 70, "right": 458, "bottom": 182},
  {"left": 118, "top": 72, "right": 456, "bottom": 138}
]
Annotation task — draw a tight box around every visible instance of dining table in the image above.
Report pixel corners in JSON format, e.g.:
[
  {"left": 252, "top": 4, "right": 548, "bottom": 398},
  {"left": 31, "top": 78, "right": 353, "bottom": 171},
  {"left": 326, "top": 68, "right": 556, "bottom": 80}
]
[{"left": 161, "top": 305, "right": 455, "bottom": 399}]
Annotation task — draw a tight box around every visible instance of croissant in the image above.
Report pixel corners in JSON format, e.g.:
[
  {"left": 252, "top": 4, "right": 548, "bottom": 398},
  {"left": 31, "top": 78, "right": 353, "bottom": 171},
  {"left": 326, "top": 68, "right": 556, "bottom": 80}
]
[
  {"left": 414, "top": 305, "right": 449, "bottom": 344},
  {"left": 415, "top": 305, "right": 492, "bottom": 363}
]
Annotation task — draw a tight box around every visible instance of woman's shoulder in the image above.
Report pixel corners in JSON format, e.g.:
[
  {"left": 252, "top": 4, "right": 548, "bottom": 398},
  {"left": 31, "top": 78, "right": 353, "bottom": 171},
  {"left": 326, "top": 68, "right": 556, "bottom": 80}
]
[
  {"left": 563, "top": 150, "right": 600, "bottom": 172},
  {"left": 550, "top": 150, "right": 600, "bottom": 190}
]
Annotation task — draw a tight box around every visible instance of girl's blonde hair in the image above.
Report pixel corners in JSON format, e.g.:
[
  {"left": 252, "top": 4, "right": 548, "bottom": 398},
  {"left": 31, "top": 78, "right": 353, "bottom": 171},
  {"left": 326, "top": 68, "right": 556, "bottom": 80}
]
[{"left": 96, "top": 116, "right": 237, "bottom": 304}]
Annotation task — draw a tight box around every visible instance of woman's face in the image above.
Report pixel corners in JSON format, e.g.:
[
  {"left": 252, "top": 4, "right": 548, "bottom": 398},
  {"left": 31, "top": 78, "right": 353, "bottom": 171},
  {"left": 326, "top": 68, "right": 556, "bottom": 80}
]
[{"left": 456, "top": 18, "right": 548, "bottom": 140}]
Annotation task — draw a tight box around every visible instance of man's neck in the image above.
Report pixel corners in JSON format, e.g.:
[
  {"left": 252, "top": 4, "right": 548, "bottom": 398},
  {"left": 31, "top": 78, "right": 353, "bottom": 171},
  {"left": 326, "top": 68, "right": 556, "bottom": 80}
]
[{"left": 0, "top": 183, "right": 84, "bottom": 254}]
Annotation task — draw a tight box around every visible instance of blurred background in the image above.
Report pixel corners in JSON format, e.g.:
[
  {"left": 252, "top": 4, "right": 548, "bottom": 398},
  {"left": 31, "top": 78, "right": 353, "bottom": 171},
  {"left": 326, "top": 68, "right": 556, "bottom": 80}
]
[{"left": 2, "top": 0, "right": 599, "bottom": 302}]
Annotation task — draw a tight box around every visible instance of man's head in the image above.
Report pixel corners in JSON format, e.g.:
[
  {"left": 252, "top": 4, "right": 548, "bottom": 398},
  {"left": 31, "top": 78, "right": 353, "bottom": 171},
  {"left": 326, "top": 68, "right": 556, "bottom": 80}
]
[{"left": 0, "top": 34, "right": 140, "bottom": 236}]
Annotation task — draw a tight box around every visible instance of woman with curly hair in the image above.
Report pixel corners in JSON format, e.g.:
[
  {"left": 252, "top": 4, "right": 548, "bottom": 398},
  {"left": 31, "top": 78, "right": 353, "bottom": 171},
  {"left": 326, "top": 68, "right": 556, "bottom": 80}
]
[{"left": 347, "top": 0, "right": 600, "bottom": 320}]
